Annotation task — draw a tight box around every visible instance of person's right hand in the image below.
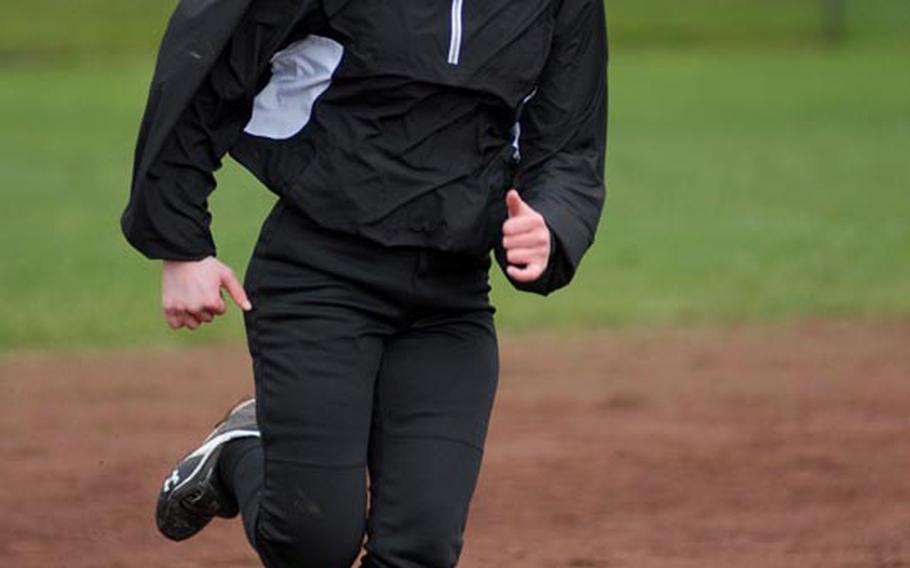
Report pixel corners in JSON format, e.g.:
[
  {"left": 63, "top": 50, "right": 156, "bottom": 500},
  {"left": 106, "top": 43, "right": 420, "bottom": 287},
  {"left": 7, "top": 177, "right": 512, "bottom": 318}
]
[{"left": 161, "top": 256, "right": 252, "bottom": 330}]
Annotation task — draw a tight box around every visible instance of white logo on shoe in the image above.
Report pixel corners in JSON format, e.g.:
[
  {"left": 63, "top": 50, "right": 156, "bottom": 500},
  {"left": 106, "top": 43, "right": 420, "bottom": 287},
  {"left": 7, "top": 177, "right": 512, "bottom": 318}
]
[{"left": 163, "top": 469, "right": 180, "bottom": 493}]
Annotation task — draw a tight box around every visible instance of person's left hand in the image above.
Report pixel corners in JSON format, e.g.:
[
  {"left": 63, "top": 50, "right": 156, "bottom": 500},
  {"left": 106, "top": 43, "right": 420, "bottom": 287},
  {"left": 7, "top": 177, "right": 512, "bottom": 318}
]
[{"left": 502, "top": 189, "right": 551, "bottom": 283}]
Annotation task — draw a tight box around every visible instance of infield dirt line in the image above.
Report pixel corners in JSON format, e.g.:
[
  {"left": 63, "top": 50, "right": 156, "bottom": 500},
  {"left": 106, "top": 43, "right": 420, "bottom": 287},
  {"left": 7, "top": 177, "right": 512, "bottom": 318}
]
[{"left": 1, "top": 319, "right": 908, "bottom": 567}]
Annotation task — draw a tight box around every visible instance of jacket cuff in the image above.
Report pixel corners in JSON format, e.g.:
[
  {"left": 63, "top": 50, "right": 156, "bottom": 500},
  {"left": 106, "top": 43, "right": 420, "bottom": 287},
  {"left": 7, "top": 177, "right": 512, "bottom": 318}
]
[
  {"left": 528, "top": 195, "right": 593, "bottom": 277},
  {"left": 120, "top": 211, "right": 216, "bottom": 262}
]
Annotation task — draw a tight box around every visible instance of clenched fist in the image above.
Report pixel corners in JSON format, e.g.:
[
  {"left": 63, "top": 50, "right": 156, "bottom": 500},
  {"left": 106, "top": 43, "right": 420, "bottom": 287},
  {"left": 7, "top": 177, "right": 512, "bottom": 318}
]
[
  {"left": 502, "top": 189, "right": 551, "bottom": 283},
  {"left": 161, "top": 256, "right": 252, "bottom": 330}
]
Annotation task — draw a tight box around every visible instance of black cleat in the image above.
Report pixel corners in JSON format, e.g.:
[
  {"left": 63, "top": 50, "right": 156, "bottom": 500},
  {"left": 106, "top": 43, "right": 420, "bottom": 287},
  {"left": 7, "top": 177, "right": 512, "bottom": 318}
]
[{"left": 156, "top": 397, "right": 259, "bottom": 541}]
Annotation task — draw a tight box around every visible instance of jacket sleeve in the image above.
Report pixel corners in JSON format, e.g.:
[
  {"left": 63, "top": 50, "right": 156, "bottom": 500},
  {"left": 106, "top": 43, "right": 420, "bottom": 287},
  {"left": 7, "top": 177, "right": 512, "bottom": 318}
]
[
  {"left": 496, "top": 0, "right": 608, "bottom": 296},
  {"left": 121, "top": 1, "right": 317, "bottom": 260}
]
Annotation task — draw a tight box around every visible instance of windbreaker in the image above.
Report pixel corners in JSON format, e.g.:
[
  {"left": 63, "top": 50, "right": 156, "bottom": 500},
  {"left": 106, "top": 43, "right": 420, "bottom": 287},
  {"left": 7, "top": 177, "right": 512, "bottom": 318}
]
[{"left": 121, "top": 0, "right": 608, "bottom": 295}]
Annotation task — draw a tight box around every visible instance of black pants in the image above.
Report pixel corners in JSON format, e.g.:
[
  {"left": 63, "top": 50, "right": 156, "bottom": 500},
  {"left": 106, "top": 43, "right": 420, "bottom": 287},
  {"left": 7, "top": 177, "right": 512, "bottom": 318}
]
[{"left": 222, "top": 200, "right": 499, "bottom": 568}]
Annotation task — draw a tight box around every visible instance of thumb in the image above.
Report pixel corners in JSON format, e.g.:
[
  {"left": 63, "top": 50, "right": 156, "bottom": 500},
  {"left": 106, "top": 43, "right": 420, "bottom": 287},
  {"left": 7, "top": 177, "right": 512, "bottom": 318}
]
[
  {"left": 506, "top": 189, "right": 524, "bottom": 218},
  {"left": 221, "top": 269, "right": 252, "bottom": 311}
]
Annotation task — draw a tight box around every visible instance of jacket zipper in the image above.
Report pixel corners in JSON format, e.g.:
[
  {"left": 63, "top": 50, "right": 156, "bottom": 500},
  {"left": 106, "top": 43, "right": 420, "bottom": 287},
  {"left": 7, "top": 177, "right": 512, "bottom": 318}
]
[{"left": 447, "top": 0, "right": 464, "bottom": 65}]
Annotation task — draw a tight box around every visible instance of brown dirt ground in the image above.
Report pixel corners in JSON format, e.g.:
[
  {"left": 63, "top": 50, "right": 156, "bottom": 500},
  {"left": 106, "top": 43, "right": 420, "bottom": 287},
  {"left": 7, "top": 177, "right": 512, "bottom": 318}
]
[{"left": 1, "top": 319, "right": 909, "bottom": 568}]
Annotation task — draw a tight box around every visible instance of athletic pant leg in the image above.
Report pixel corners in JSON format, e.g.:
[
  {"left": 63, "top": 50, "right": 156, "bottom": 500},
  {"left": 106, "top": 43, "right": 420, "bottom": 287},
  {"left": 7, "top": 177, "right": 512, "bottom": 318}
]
[
  {"left": 362, "top": 308, "right": 499, "bottom": 568},
  {"left": 236, "top": 203, "right": 399, "bottom": 568}
]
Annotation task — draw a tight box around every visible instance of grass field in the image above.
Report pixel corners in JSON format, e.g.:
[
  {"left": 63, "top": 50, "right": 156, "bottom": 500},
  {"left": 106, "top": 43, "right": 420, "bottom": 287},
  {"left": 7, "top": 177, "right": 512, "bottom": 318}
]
[
  {"left": 1, "top": 0, "right": 909, "bottom": 349},
  {"left": 3, "top": 0, "right": 909, "bottom": 57},
  {"left": 1, "top": 42, "right": 907, "bottom": 349}
]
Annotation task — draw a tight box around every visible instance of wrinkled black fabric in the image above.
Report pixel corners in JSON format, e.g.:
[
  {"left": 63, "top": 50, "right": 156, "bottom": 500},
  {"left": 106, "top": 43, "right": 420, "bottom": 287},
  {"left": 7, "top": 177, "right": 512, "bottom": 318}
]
[
  {"left": 223, "top": 201, "right": 498, "bottom": 567},
  {"left": 121, "top": 0, "right": 322, "bottom": 260},
  {"left": 122, "top": 0, "right": 608, "bottom": 295}
]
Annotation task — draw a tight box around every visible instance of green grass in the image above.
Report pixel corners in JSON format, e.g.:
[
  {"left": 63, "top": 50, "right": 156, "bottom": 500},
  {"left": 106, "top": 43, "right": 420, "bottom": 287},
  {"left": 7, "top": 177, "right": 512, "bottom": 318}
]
[
  {"left": 0, "top": 0, "right": 172, "bottom": 58},
  {"left": 2, "top": 0, "right": 909, "bottom": 58},
  {"left": 1, "top": 43, "right": 908, "bottom": 349},
  {"left": 504, "top": 45, "right": 910, "bottom": 329},
  {"left": 606, "top": 0, "right": 910, "bottom": 46}
]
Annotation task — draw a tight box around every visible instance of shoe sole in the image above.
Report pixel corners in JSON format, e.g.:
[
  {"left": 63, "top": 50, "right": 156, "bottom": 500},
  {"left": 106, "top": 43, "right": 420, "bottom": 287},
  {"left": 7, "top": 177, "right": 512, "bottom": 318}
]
[{"left": 156, "top": 398, "right": 259, "bottom": 541}]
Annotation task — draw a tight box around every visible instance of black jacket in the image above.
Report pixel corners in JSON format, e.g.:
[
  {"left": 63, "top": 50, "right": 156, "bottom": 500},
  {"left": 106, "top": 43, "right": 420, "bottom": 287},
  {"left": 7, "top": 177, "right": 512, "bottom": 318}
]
[{"left": 122, "top": 0, "right": 608, "bottom": 295}]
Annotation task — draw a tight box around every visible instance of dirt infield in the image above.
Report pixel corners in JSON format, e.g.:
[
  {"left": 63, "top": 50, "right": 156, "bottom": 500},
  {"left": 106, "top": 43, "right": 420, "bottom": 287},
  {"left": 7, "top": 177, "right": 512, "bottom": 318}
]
[{"left": 1, "top": 319, "right": 909, "bottom": 567}]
